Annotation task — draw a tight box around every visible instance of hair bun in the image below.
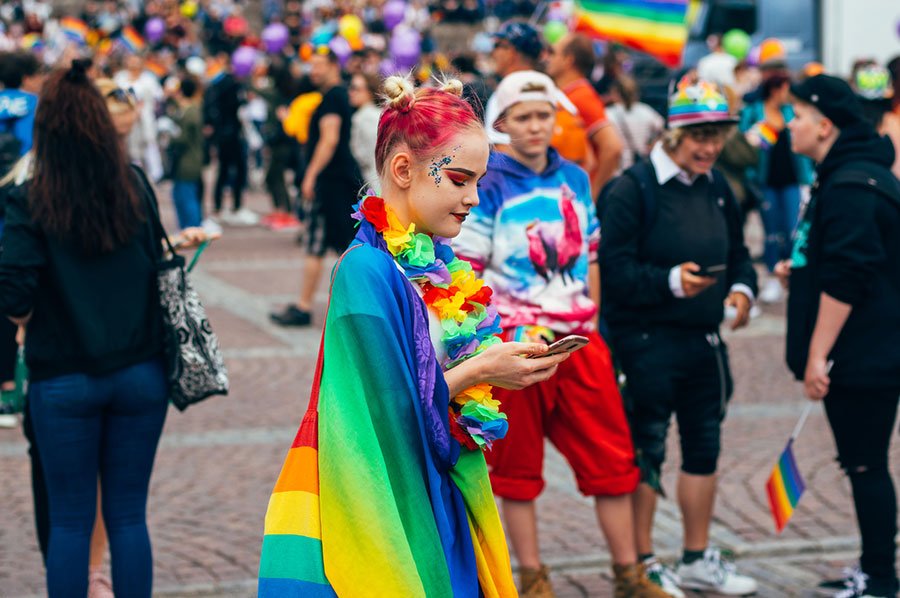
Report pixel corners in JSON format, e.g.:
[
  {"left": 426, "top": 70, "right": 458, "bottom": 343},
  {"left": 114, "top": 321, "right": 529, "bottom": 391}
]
[
  {"left": 440, "top": 78, "right": 464, "bottom": 97},
  {"left": 382, "top": 75, "right": 416, "bottom": 113},
  {"left": 66, "top": 58, "right": 92, "bottom": 83}
]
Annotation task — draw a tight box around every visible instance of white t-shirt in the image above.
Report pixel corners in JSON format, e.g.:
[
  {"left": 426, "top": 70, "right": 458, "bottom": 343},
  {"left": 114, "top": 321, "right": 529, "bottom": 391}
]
[
  {"left": 697, "top": 51, "right": 738, "bottom": 88},
  {"left": 607, "top": 102, "right": 665, "bottom": 171}
]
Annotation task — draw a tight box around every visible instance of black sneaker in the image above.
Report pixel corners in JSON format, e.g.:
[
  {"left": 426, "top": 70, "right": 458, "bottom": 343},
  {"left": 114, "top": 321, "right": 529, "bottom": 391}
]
[
  {"left": 819, "top": 568, "right": 862, "bottom": 592},
  {"left": 270, "top": 305, "right": 312, "bottom": 327}
]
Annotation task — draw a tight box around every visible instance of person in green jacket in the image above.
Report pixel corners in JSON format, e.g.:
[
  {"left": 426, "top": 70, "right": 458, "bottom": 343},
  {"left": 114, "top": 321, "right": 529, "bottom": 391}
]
[{"left": 170, "top": 77, "right": 205, "bottom": 231}]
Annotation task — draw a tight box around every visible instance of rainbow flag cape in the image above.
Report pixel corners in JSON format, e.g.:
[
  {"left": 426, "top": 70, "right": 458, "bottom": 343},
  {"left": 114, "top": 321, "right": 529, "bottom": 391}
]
[
  {"left": 119, "top": 26, "right": 145, "bottom": 53},
  {"left": 60, "top": 16, "right": 89, "bottom": 44},
  {"left": 258, "top": 223, "right": 516, "bottom": 597},
  {"left": 765, "top": 439, "right": 806, "bottom": 533},
  {"left": 573, "top": 0, "right": 691, "bottom": 67}
]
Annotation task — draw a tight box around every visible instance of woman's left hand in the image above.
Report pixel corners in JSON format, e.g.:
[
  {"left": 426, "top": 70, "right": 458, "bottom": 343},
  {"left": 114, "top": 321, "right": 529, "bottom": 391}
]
[
  {"left": 172, "top": 227, "right": 220, "bottom": 250},
  {"left": 725, "top": 291, "right": 751, "bottom": 330},
  {"left": 804, "top": 356, "right": 831, "bottom": 401}
]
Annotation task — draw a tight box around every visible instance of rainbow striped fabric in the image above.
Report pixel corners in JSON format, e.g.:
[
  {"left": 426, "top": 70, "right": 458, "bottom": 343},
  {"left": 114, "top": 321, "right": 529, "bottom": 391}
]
[
  {"left": 752, "top": 121, "right": 780, "bottom": 150},
  {"left": 258, "top": 223, "right": 516, "bottom": 597},
  {"left": 668, "top": 79, "right": 734, "bottom": 128},
  {"left": 20, "top": 33, "right": 44, "bottom": 51},
  {"left": 573, "top": 0, "right": 690, "bottom": 67},
  {"left": 765, "top": 439, "right": 806, "bottom": 533},
  {"left": 119, "top": 26, "right": 145, "bottom": 53},
  {"left": 60, "top": 16, "right": 89, "bottom": 44}
]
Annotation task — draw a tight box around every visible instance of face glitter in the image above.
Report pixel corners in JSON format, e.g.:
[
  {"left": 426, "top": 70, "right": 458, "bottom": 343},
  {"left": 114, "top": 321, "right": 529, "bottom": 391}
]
[{"left": 428, "top": 146, "right": 462, "bottom": 186}]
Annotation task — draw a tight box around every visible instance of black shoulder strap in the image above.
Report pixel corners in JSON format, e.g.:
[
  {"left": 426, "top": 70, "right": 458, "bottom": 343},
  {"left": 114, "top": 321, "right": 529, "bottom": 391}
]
[
  {"left": 131, "top": 165, "right": 176, "bottom": 258},
  {"left": 824, "top": 167, "right": 900, "bottom": 209},
  {"left": 627, "top": 160, "right": 658, "bottom": 242}
]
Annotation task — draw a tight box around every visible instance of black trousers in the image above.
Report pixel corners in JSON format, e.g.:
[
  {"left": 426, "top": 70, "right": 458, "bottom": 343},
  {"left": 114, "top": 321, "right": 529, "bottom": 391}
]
[
  {"left": 824, "top": 385, "right": 900, "bottom": 596},
  {"left": 213, "top": 138, "right": 247, "bottom": 213},
  {"left": 265, "top": 142, "right": 294, "bottom": 212},
  {"left": 613, "top": 327, "right": 733, "bottom": 486}
]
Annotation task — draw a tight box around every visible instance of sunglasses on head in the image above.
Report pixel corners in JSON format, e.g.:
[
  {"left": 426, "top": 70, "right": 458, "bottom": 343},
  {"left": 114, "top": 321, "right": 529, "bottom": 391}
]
[{"left": 106, "top": 87, "right": 137, "bottom": 106}]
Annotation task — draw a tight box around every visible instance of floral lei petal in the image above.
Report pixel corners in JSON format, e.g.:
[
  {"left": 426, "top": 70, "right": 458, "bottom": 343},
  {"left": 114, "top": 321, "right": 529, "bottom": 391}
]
[{"left": 356, "top": 196, "right": 507, "bottom": 451}]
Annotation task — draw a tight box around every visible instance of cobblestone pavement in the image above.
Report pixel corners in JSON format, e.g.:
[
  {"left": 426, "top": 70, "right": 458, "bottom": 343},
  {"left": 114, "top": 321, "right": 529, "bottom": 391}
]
[{"left": 0, "top": 186, "right": 895, "bottom": 597}]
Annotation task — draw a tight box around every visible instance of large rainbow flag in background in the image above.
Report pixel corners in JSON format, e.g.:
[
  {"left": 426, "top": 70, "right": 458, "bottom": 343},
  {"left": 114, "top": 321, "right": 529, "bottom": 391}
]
[
  {"left": 573, "top": 0, "right": 691, "bottom": 67},
  {"left": 765, "top": 439, "right": 806, "bottom": 533}
]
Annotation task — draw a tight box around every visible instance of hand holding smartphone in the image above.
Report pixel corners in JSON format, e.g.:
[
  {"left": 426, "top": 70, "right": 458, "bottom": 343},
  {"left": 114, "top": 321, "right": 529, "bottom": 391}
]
[
  {"left": 694, "top": 263, "right": 727, "bottom": 277},
  {"left": 526, "top": 334, "right": 590, "bottom": 359}
]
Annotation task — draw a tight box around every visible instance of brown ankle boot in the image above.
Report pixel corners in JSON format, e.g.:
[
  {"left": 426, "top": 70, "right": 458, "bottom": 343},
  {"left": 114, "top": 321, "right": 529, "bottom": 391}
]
[
  {"left": 519, "top": 564, "right": 556, "bottom": 598},
  {"left": 613, "top": 563, "right": 672, "bottom": 598}
]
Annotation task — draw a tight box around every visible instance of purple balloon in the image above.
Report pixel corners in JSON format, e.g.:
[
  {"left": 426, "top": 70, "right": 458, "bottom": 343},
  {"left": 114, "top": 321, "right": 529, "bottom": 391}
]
[
  {"left": 390, "top": 26, "right": 420, "bottom": 69},
  {"left": 144, "top": 17, "right": 165, "bottom": 44},
  {"left": 380, "top": 58, "right": 399, "bottom": 78},
  {"left": 232, "top": 46, "right": 258, "bottom": 78},
  {"left": 383, "top": 0, "right": 406, "bottom": 31},
  {"left": 329, "top": 36, "right": 352, "bottom": 66},
  {"left": 262, "top": 23, "right": 289, "bottom": 54}
]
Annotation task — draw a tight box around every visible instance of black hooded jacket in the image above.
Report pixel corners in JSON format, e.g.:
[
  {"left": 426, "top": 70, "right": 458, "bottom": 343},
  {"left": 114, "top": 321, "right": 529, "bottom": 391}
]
[{"left": 786, "top": 123, "right": 900, "bottom": 388}]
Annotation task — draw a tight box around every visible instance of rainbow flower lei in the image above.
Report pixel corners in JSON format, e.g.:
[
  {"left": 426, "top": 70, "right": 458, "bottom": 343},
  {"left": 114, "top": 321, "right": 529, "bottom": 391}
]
[{"left": 352, "top": 196, "right": 507, "bottom": 451}]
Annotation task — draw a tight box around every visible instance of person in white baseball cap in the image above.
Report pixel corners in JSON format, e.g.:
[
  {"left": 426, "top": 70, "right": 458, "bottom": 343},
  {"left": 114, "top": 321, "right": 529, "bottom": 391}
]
[{"left": 454, "top": 69, "right": 668, "bottom": 598}]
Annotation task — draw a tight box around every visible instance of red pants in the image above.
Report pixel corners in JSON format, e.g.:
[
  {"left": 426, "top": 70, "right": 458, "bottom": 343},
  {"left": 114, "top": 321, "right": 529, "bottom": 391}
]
[{"left": 487, "top": 331, "right": 639, "bottom": 501}]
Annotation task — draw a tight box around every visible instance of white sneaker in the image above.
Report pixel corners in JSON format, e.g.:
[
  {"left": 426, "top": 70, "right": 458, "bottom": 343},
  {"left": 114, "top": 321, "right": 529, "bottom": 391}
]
[
  {"left": 0, "top": 414, "right": 19, "bottom": 428},
  {"left": 759, "top": 278, "right": 784, "bottom": 304},
  {"left": 675, "top": 548, "right": 758, "bottom": 595},
  {"left": 223, "top": 207, "right": 259, "bottom": 226},
  {"left": 643, "top": 557, "right": 685, "bottom": 598},
  {"left": 201, "top": 217, "right": 223, "bottom": 236}
]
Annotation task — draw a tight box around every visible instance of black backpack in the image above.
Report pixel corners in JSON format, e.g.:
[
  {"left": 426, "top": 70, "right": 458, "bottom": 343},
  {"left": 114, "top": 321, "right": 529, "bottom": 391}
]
[{"left": 596, "top": 160, "right": 743, "bottom": 249}]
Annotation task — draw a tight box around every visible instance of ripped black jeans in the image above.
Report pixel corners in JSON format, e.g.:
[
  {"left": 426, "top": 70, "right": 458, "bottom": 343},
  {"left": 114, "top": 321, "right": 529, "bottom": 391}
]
[{"left": 824, "top": 385, "right": 900, "bottom": 597}]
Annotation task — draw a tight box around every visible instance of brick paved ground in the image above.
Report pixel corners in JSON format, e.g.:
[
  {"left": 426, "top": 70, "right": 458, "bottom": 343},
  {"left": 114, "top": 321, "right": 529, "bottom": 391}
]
[{"left": 0, "top": 185, "right": 894, "bottom": 597}]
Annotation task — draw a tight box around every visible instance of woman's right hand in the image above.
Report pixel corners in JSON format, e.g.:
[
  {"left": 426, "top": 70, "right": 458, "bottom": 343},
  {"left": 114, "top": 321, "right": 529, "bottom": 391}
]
[
  {"left": 471, "top": 341, "right": 570, "bottom": 390},
  {"left": 679, "top": 262, "right": 717, "bottom": 298}
]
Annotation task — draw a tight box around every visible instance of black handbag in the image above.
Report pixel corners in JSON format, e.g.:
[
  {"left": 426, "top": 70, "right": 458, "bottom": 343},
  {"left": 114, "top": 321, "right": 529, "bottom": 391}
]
[{"left": 134, "top": 167, "right": 229, "bottom": 410}]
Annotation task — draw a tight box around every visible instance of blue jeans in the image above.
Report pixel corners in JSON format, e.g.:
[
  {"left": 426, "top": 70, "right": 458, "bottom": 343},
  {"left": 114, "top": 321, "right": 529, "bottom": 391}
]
[
  {"left": 29, "top": 359, "right": 168, "bottom": 598},
  {"left": 760, "top": 185, "right": 801, "bottom": 272},
  {"left": 172, "top": 180, "right": 202, "bottom": 230}
]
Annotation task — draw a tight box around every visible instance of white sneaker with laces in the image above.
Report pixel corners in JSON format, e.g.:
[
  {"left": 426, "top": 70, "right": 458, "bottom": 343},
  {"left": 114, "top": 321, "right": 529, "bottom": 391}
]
[
  {"left": 675, "top": 548, "right": 758, "bottom": 596},
  {"left": 759, "top": 278, "right": 784, "bottom": 303},
  {"left": 643, "top": 557, "right": 685, "bottom": 598},
  {"left": 226, "top": 207, "right": 260, "bottom": 226},
  {"left": 832, "top": 568, "right": 886, "bottom": 598},
  {"left": 201, "top": 217, "right": 223, "bottom": 236}
]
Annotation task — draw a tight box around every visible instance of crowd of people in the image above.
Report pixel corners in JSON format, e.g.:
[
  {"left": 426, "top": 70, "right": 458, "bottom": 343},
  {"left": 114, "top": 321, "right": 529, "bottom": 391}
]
[{"left": 1, "top": 1, "right": 900, "bottom": 598}]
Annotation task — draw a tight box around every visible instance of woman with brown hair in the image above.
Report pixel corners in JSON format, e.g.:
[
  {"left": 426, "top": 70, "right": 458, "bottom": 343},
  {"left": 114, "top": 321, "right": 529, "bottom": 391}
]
[{"left": 0, "top": 59, "right": 168, "bottom": 597}]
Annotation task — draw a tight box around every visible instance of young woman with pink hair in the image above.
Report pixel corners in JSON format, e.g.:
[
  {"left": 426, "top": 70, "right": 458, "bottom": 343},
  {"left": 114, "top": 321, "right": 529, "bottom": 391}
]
[{"left": 258, "top": 75, "right": 569, "bottom": 596}]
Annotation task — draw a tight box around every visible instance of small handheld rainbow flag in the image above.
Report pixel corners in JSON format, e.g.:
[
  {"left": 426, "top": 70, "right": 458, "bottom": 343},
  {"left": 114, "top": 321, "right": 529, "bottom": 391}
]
[
  {"left": 754, "top": 121, "right": 780, "bottom": 150},
  {"left": 765, "top": 437, "right": 806, "bottom": 533},
  {"left": 573, "top": 0, "right": 691, "bottom": 67},
  {"left": 119, "top": 26, "right": 145, "bottom": 53},
  {"left": 60, "top": 16, "right": 89, "bottom": 44},
  {"left": 20, "top": 33, "right": 45, "bottom": 51}
]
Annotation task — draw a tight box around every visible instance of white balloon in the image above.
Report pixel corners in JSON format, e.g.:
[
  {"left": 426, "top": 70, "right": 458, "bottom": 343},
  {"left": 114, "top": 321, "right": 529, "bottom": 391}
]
[{"left": 186, "top": 56, "right": 206, "bottom": 77}]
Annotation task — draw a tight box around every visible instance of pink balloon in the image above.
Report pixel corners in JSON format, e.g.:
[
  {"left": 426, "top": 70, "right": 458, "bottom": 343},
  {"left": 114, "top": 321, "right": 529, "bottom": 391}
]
[{"left": 383, "top": 0, "right": 406, "bottom": 31}]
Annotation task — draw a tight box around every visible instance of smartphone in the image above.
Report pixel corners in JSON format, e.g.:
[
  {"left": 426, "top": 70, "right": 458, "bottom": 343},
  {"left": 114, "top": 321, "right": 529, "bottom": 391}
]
[
  {"left": 695, "top": 263, "right": 727, "bottom": 277},
  {"left": 527, "top": 334, "right": 590, "bottom": 358}
]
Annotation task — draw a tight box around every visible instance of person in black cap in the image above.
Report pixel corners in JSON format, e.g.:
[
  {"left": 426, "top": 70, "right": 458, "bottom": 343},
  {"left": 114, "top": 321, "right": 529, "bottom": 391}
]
[
  {"left": 781, "top": 74, "right": 900, "bottom": 598},
  {"left": 484, "top": 21, "right": 543, "bottom": 145}
]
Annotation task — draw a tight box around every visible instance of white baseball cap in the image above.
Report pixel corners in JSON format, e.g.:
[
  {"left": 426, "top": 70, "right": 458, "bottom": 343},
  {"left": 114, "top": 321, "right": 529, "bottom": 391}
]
[{"left": 491, "top": 70, "right": 576, "bottom": 131}]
